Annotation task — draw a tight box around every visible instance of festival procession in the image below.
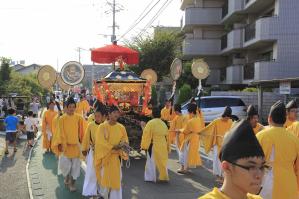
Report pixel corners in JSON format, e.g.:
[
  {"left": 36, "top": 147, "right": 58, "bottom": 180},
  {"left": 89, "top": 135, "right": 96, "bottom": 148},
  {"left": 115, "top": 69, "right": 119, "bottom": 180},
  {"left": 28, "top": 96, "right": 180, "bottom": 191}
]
[{"left": 1, "top": 0, "right": 299, "bottom": 199}]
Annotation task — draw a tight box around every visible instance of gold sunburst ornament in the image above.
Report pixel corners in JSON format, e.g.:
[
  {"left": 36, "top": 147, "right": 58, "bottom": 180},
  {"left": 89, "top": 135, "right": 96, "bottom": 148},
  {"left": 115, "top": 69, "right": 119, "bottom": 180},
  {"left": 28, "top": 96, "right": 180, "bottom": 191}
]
[{"left": 37, "top": 65, "right": 57, "bottom": 89}]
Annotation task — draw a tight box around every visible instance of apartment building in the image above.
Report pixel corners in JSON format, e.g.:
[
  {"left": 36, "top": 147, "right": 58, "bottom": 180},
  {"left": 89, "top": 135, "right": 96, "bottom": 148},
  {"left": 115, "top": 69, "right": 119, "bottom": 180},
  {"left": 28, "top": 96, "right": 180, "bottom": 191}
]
[{"left": 181, "top": 0, "right": 299, "bottom": 86}]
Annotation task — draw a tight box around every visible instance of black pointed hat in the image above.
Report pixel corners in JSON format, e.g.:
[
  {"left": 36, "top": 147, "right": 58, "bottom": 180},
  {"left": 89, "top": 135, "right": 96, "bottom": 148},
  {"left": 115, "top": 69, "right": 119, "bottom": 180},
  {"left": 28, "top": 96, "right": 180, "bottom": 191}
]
[
  {"left": 247, "top": 105, "right": 258, "bottom": 117},
  {"left": 219, "top": 119, "right": 264, "bottom": 162},
  {"left": 286, "top": 99, "right": 298, "bottom": 111},
  {"left": 269, "top": 100, "right": 286, "bottom": 125},
  {"left": 222, "top": 106, "right": 232, "bottom": 118}
]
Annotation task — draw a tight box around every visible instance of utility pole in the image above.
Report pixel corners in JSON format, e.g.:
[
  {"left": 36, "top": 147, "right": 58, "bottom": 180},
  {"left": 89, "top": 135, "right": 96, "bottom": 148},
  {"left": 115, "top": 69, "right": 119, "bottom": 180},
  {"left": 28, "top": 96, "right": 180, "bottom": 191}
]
[{"left": 112, "top": 0, "right": 116, "bottom": 43}]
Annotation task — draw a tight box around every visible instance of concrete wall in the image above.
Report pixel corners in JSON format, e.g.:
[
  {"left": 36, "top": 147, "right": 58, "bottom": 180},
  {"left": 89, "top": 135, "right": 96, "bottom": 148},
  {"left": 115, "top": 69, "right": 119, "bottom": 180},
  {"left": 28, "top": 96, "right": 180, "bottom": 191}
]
[{"left": 211, "top": 91, "right": 285, "bottom": 122}]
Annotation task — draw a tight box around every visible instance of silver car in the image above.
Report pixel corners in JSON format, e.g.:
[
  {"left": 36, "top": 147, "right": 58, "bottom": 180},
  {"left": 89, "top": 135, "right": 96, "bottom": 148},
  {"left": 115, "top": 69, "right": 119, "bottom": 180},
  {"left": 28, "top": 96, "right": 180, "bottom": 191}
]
[{"left": 182, "top": 96, "right": 247, "bottom": 123}]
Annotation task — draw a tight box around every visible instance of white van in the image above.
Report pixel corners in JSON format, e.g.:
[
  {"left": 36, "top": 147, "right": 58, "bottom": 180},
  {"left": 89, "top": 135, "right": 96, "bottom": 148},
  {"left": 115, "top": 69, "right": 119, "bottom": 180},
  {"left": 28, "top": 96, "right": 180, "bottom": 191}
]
[{"left": 182, "top": 96, "right": 247, "bottom": 123}]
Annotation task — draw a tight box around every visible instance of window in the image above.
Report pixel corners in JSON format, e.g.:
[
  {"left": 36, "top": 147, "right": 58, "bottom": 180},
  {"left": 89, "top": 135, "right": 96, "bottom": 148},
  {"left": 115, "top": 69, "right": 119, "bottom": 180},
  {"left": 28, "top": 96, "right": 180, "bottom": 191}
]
[
  {"left": 200, "top": 98, "right": 246, "bottom": 108},
  {"left": 220, "top": 68, "right": 227, "bottom": 81}
]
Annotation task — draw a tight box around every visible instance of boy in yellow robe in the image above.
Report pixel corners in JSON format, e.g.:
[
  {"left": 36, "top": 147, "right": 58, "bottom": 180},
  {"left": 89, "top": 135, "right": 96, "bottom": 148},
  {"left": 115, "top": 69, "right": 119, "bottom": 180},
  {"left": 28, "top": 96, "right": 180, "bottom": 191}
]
[
  {"left": 284, "top": 99, "right": 297, "bottom": 128},
  {"left": 55, "top": 97, "right": 84, "bottom": 192},
  {"left": 169, "top": 104, "right": 188, "bottom": 158},
  {"left": 177, "top": 103, "right": 205, "bottom": 174},
  {"left": 161, "top": 100, "right": 176, "bottom": 122},
  {"left": 75, "top": 95, "right": 90, "bottom": 117},
  {"left": 200, "top": 106, "right": 233, "bottom": 179},
  {"left": 82, "top": 104, "right": 107, "bottom": 197},
  {"left": 256, "top": 100, "right": 299, "bottom": 199},
  {"left": 199, "top": 120, "right": 265, "bottom": 199},
  {"left": 246, "top": 105, "right": 264, "bottom": 134},
  {"left": 141, "top": 107, "right": 170, "bottom": 182},
  {"left": 42, "top": 101, "right": 58, "bottom": 152},
  {"left": 94, "top": 105, "right": 129, "bottom": 199}
]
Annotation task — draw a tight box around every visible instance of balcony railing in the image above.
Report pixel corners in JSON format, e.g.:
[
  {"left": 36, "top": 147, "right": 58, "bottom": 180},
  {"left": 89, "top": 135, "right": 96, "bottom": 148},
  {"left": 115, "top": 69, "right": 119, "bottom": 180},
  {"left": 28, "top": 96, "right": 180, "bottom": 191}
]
[
  {"left": 243, "top": 63, "right": 254, "bottom": 80},
  {"left": 244, "top": 23, "right": 256, "bottom": 42},
  {"left": 221, "top": 34, "right": 228, "bottom": 50},
  {"left": 222, "top": 1, "right": 228, "bottom": 18}
]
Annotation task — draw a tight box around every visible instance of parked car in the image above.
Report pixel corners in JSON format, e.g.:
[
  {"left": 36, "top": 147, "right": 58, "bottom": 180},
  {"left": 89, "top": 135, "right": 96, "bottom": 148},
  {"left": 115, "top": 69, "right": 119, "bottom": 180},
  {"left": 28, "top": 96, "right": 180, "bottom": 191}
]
[{"left": 182, "top": 96, "right": 247, "bottom": 123}]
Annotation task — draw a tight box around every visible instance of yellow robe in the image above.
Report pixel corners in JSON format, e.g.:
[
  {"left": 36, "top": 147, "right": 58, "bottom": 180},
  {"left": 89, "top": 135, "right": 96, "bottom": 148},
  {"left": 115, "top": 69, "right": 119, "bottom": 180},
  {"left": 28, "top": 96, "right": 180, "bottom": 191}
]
[
  {"left": 287, "top": 121, "right": 299, "bottom": 138},
  {"left": 198, "top": 188, "right": 262, "bottom": 199},
  {"left": 75, "top": 100, "right": 90, "bottom": 116},
  {"left": 201, "top": 118, "right": 233, "bottom": 154},
  {"left": 253, "top": 123, "right": 264, "bottom": 135},
  {"left": 181, "top": 116, "right": 205, "bottom": 167},
  {"left": 256, "top": 127, "right": 299, "bottom": 199},
  {"left": 42, "top": 109, "right": 58, "bottom": 150},
  {"left": 55, "top": 113, "right": 84, "bottom": 159},
  {"left": 284, "top": 118, "right": 296, "bottom": 128},
  {"left": 94, "top": 122, "right": 128, "bottom": 190},
  {"left": 81, "top": 121, "right": 100, "bottom": 152},
  {"left": 141, "top": 118, "right": 169, "bottom": 181},
  {"left": 87, "top": 113, "right": 95, "bottom": 123},
  {"left": 169, "top": 114, "right": 188, "bottom": 146},
  {"left": 51, "top": 114, "right": 62, "bottom": 156},
  {"left": 161, "top": 107, "right": 176, "bottom": 121}
]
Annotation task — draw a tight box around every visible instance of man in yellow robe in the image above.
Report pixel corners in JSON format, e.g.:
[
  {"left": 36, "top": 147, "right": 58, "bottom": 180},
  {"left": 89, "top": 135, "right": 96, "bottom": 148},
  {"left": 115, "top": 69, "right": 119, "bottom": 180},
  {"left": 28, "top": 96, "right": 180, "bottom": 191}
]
[
  {"left": 177, "top": 103, "right": 205, "bottom": 174},
  {"left": 284, "top": 99, "right": 298, "bottom": 128},
  {"left": 82, "top": 105, "right": 107, "bottom": 197},
  {"left": 54, "top": 97, "right": 84, "bottom": 192},
  {"left": 141, "top": 107, "right": 170, "bottom": 182},
  {"left": 160, "top": 100, "right": 176, "bottom": 122},
  {"left": 199, "top": 120, "right": 265, "bottom": 199},
  {"left": 256, "top": 100, "right": 299, "bottom": 199},
  {"left": 42, "top": 101, "right": 58, "bottom": 152},
  {"left": 75, "top": 95, "right": 90, "bottom": 117},
  {"left": 75, "top": 95, "right": 91, "bottom": 137},
  {"left": 94, "top": 105, "right": 129, "bottom": 199},
  {"left": 169, "top": 104, "right": 188, "bottom": 158},
  {"left": 246, "top": 105, "right": 264, "bottom": 134},
  {"left": 200, "top": 106, "right": 233, "bottom": 179}
]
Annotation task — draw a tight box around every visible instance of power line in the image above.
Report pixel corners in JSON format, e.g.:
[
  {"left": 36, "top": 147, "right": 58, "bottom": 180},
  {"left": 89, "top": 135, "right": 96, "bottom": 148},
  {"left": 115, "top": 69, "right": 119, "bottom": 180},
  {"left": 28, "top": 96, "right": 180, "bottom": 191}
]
[
  {"left": 135, "top": 0, "right": 174, "bottom": 38},
  {"left": 117, "top": 0, "right": 162, "bottom": 41},
  {"left": 121, "top": 0, "right": 155, "bottom": 34}
]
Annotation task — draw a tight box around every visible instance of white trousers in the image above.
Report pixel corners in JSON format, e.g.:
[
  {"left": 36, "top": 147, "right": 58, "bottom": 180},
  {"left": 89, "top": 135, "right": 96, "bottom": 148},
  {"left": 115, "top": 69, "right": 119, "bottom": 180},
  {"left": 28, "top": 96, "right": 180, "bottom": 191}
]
[
  {"left": 179, "top": 143, "right": 189, "bottom": 168},
  {"left": 100, "top": 167, "right": 122, "bottom": 199},
  {"left": 58, "top": 155, "right": 81, "bottom": 180},
  {"left": 212, "top": 145, "right": 222, "bottom": 176},
  {"left": 175, "top": 133, "right": 180, "bottom": 159},
  {"left": 144, "top": 151, "right": 156, "bottom": 182},
  {"left": 83, "top": 149, "right": 99, "bottom": 196}
]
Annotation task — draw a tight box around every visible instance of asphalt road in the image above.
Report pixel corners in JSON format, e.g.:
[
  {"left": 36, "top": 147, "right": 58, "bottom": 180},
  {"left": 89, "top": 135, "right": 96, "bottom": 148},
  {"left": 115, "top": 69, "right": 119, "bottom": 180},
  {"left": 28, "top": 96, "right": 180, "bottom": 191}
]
[
  {"left": 0, "top": 134, "right": 217, "bottom": 199},
  {"left": 0, "top": 136, "right": 30, "bottom": 199}
]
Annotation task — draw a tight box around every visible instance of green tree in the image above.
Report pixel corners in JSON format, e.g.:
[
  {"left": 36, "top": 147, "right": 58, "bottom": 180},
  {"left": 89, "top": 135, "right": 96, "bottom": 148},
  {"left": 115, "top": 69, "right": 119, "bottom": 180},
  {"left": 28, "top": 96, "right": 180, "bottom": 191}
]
[
  {"left": 0, "top": 57, "right": 11, "bottom": 82},
  {"left": 5, "top": 71, "right": 47, "bottom": 98},
  {"left": 126, "top": 31, "right": 183, "bottom": 80},
  {"left": 178, "top": 84, "right": 192, "bottom": 104}
]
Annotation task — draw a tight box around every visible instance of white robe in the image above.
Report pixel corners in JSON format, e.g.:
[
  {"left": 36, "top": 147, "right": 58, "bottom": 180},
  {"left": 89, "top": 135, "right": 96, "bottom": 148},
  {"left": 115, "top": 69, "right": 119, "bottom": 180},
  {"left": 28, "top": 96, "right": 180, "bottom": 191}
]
[
  {"left": 83, "top": 149, "right": 99, "bottom": 196},
  {"left": 179, "top": 142, "right": 189, "bottom": 168},
  {"left": 212, "top": 145, "right": 222, "bottom": 176},
  {"left": 144, "top": 151, "right": 156, "bottom": 182}
]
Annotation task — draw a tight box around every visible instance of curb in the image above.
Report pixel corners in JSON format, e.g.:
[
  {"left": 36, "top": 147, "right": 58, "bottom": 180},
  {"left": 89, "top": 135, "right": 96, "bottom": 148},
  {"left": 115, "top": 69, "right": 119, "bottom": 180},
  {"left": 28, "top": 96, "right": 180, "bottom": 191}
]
[{"left": 26, "top": 133, "right": 42, "bottom": 199}]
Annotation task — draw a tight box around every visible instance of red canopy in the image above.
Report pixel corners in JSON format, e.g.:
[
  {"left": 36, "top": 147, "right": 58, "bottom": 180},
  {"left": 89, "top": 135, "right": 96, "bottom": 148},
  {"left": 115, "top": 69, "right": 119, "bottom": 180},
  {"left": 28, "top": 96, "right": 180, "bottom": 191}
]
[{"left": 91, "top": 43, "right": 139, "bottom": 65}]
